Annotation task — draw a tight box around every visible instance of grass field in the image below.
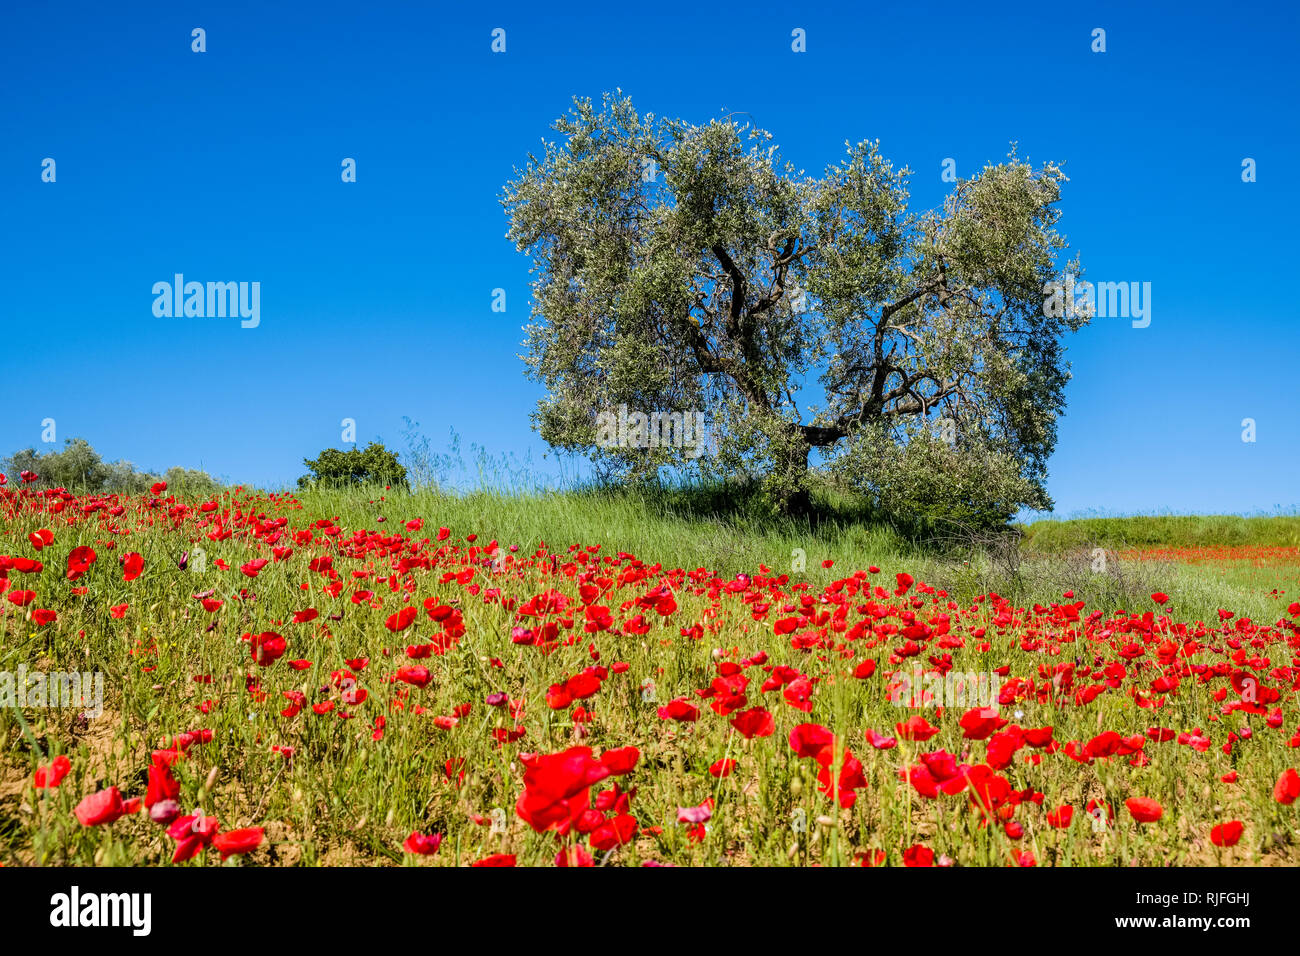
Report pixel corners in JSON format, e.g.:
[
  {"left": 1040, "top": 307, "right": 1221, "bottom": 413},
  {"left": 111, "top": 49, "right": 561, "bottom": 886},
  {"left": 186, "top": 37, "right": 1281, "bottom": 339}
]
[{"left": 3, "top": 482, "right": 1299, "bottom": 866}]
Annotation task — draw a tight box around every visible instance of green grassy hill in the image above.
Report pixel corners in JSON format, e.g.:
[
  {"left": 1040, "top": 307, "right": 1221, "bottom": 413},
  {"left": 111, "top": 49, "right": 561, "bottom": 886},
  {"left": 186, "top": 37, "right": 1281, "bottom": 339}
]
[{"left": 293, "top": 486, "right": 1300, "bottom": 625}]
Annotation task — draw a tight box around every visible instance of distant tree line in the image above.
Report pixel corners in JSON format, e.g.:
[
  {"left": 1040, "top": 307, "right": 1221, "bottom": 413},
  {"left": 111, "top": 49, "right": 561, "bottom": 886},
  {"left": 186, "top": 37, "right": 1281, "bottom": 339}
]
[{"left": 1, "top": 438, "right": 223, "bottom": 496}]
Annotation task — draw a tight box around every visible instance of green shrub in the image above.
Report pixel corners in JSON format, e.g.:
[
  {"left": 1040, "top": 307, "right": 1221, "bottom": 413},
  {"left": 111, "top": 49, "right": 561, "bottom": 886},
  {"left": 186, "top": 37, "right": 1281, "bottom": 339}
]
[
  {"left": 831, "top": 427, "right": 1047, "bottom": 532},
  {"left": 298, "top": 442, "right": 408, "bottom": 490}
]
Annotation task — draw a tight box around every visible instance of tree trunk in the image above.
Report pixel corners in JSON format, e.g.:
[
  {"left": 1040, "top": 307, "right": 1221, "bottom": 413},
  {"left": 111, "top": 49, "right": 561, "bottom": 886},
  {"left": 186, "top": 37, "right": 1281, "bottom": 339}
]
[{"left": 775, "top": 429, "right": 814, "bottom": 517}]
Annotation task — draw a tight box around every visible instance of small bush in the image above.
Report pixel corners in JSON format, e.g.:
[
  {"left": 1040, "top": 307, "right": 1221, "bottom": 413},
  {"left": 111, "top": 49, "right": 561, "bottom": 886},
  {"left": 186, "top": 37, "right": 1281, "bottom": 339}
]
[
  {"left": 832, "top": 427, "right": 1047, "bottom": 532},
  {"left": 299, "top": 442, "right": 408, "bottom": 490}
]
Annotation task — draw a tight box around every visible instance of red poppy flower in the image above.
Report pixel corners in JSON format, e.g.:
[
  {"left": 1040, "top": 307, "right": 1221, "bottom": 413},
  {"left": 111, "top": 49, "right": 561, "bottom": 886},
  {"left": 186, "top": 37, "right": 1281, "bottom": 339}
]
[
  {"left": 74, "top": 787, "right": 138, "bottom": 826},
  {"left": 249, "top": 631, "right": 287, "bottom": 667},
  {"left": 213, "top": 827, "right": 264, "bottom": 860},
  {"left": 896, "top": 715, "right": 940, "bottom": 742},
  {"left": 515, "top": 746, "right": 611, "bottom": 834},
  {"left": 1125, "top": 797, "right": 1163, "bottom": 823},
  {"left": 729, "top": 707, "right": 775, "bottom": 739},
  {"left": 1210, "top": 821, "right": 1243, "bottom": 847},
  {"left": 555, "top": 846, "right": 594, "bottom": 867},
  {"left": 122, "top": 552, "right": 144, "bottom": 582},
  {"left": 903, "top": 844, "right": 933, "bottom": 866},
  {"left": 386, "top": 605, "right": 419, "bottom": 632},
  {"left": 145, "top": 758, "right": 181, "bottom": 809},
  {"left": 66, "top": 545, "right": 97, "bottom": 581},
  {"left": 1046, "top": 805, "right": 1074, "bottom": 828},
  {"left": 959, "top": 707, "right": 1003, "bottom": 740},
  {"left": 600, "top": 746, "right": 640, "bottom": 775},
  {"left": 865, "top": 728, "right": 897, "bottom": 750},
  {"left": 1274, "top": 768, "right": 1300, "bottom": 805},
  {"left": 589, "top": 812, "right": 638, "bottom": 851},
  {"left": 656, "top": 697, "right": 699, "bottom": 722},
  {"left": 240, "top": 558, "right": 269, "bottom": 578},
  {"left": 816, "top": 750, "right": 867, "bottom": 808},
  {"left": 677, "top": 800, "right": 712, "bottom": 825},
  {"left": 396, "top": 665, "right": 432, "bottom": 688},
  {"left": 789, "top": 723, "right": 836, "bottom": 761},
  {"left": 401, "top": 831, "right": 443, "bottom": 855},
  {"left": 33, "top": 755, "right": 71, "bottom": 789},
  {"left": 168, "top": 812, "right": 220, "bottom": 862},
  {"left": 1023, "top": 726, "right": 1055, "bottom": 748}
]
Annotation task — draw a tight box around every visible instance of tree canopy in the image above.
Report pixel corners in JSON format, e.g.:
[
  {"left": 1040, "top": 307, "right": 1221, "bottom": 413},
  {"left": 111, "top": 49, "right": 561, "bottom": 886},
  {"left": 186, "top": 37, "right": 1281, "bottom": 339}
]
[{"left": 503, "top": 92, "right": 1086, "bottom": 521}]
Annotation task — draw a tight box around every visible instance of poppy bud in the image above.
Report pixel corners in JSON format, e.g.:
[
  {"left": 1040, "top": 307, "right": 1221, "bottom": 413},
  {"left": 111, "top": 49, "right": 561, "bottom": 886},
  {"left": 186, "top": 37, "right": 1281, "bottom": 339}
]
[{"left": 150, "top": 799, "right": 181, "bottom": 826}]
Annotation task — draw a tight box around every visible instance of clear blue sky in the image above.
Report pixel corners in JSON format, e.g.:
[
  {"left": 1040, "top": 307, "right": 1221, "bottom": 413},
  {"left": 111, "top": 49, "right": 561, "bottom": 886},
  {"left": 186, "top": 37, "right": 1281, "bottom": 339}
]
[{"left": 2, "top": 0, "right": 1297, "bottom": 516}]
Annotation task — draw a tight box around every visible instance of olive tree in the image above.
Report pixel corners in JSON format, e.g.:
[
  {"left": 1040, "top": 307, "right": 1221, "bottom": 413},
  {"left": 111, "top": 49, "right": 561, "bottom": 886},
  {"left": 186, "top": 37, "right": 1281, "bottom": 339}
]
[
  {"left": 3, "top": 439, "right": 111, "bottom": 491},
  {"left": 502, "top": 92, "right": 1085, "bottom": 517}
]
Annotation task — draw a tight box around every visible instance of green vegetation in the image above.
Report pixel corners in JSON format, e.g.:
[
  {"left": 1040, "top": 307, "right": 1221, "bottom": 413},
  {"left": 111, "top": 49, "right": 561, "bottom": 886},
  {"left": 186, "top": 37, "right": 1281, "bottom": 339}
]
[
  {"left": 3, "top": 481, "right": 1296, "bottom": 867},
  {"left": 2, "top": 438, "right": 223, "bottom": 496},
  {"left": 296, "top": 484, "right": 1300, "bottom": 625},
  {"left": 1021, "top": 514, "right": 1300, "bottom": 552},
  {"left": 503, "top": 92, "right": 1084, "bottom": 517},
  {"left": 298, "top": 442, "right": 408, "bottom": 491}
]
